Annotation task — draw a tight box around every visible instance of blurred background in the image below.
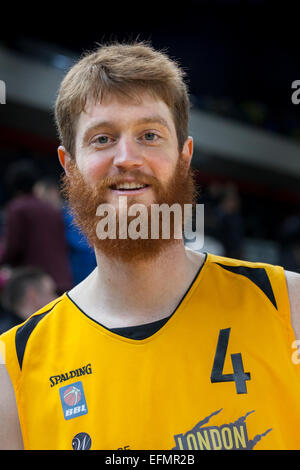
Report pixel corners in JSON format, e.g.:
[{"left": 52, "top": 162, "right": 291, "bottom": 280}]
[{"left": 0, "top": 0, "right": 299, "bottom": 329}]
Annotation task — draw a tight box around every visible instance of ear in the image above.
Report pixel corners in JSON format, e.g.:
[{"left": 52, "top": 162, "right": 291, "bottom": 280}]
[
  {"left": 57, "top": 146, "right": 72, "bottom": 176},
  {"left": 181, "top": 136, "right": 193, "bottom": 167}
]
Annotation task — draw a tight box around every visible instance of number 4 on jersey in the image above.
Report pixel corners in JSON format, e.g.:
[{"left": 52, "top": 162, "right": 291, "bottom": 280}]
[{"left": 211, "top": 328, "right": 251, "bottom": 394}]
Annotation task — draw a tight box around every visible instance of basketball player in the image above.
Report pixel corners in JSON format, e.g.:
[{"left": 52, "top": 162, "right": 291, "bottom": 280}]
[{"left": 0, "top": 41, "right": 300, "bottom": 450}]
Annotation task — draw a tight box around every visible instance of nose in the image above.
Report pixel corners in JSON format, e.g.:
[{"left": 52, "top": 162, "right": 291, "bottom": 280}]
[{"left": 113, "top": 137, "right": 144, "bottom": 171}]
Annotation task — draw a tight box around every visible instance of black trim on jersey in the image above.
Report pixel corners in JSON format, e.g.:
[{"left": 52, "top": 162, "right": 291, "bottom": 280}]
[
  {"left": 66, "top": 252, "right": 208, "bottom": 340},
  {"left": 110, "top": 316, "right": 171, "bottom": 340},
  {"left": 215, "top": 263, "right": 278, "bottom": 310},
  {"left": 15, "top": 300, "right": 63, "bottom": 370}
]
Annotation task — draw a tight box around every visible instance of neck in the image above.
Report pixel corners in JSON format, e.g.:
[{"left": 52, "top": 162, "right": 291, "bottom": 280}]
[
  {"left": 95, "top": 242, "right": 191, "bottom": 305},
  {"left": 71, "top": 243, "right": 205, "bottom": 328}
]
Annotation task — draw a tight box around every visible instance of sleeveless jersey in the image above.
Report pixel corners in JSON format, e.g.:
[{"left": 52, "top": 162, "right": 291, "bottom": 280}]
[{"left": 1, "top": 252, "right": 300, "bottom": 450}]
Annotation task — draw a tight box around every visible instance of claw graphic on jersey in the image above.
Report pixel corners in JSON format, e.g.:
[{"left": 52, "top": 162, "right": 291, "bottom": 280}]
[{"left": 173, "top": 409, "right": 272, "bottom": 450}]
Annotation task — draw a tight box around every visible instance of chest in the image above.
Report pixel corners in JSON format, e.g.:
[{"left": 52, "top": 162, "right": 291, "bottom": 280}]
[{"left": 19, "top": 312, "right": 300, "bottom": 450}]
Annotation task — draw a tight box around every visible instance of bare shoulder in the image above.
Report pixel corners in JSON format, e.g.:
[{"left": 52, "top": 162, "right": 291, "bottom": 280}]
[
  {"left": 285, "top": 270, "right": 300, "bottom": 340},
  {"left": 0, "top": 354, "right": 23, "bottom": 449}
]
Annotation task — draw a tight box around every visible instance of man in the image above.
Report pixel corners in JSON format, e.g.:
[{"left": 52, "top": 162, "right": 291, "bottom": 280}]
[
  {"left": 0, "top": 41, "right": 300, "bottom": 450},
  {"left": 33, "top": 176, "right": 62, "bottom": 210},
  {"left": 33, "top": 176, "right": 97, "bottom": 284},
  {"left": 0, "top": 160, "right": 73, "bottom": 294},
  {"left": 0, "top": 267, "right": 57, "bottom": 333}
]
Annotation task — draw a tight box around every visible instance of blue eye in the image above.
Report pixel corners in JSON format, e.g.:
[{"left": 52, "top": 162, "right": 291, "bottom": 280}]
[
  {"left": 144, "top": 132, "right": 157, "bottom": 141},
  {"left": 97, "top": 136, "right": 109, "bottom": 144}
]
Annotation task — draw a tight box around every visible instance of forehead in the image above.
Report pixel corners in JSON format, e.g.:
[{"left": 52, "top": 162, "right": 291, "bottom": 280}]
[{"left": 76, "top": 92, "right": 176, "bottom": 139}]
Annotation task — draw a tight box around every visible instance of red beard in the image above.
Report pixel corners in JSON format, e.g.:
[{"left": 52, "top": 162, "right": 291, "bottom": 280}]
[{"left": 61, "top": 158, "right": 197, "bottom": 262}]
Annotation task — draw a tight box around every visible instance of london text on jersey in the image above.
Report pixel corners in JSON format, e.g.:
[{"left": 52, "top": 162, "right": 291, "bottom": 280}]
[
  {"left": 49, "top": 363, "right": 92, "bottom": 387},
  {"left": 173, "top": 409, "right": 272, "bottom": 450}
]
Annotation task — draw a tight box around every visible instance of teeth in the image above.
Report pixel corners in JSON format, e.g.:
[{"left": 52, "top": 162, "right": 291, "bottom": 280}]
[{"left": 115, "top": 182, "right": 147, "bottom": 190}]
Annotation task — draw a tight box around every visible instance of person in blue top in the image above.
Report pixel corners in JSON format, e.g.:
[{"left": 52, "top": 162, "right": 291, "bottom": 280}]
[
  {"left": 34, "top": 176, "right": 96, "bottom": 286},
  {"left": 62, "top": 203, "right": 97, "bottom": 285}
]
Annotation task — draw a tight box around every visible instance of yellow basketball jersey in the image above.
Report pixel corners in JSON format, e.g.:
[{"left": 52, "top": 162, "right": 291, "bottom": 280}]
[{"left": 1, "top": 252, "right": 300, "bottom": 450}]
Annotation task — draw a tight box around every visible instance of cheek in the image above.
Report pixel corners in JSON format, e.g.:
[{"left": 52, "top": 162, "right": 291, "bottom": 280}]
[
  {"left": 151, "top": 154, "right": 178, "bottom": 185},
  {"left": 77, "top": 156, "right": 111, "bottom": 185}
]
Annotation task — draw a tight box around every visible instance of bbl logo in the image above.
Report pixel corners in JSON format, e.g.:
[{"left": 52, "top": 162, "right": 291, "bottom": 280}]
[{"left": 59, "top": 381, "right": 88, "bottom": 420}]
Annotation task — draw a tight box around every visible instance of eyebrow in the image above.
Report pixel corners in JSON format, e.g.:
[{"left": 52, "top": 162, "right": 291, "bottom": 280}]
[{"left": 81, "top": 115, "right": 172, "bottom": 143}]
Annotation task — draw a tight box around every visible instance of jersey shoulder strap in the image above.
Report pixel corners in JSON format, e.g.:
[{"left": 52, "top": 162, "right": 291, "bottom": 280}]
[
  {"left": 0, "top": 295, "right": 65, "bottom": 389},
  {"left": 206, "top": 252, "right": 292, "bottom": 333}
]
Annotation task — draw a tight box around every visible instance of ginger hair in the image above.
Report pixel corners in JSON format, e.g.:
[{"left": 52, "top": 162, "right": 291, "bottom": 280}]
[{"left": 54, "top": 41, "right": 190, "bottom": 156}]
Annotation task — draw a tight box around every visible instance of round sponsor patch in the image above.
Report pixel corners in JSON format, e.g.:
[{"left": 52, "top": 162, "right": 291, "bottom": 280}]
[{"left": 72, "top": 432, "right": 92, "bottom": 450}]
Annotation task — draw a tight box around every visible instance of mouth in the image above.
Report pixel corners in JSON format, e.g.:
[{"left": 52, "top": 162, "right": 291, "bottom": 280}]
[{"left": 109, "top": 182, "right": 150, "bottom": 194}]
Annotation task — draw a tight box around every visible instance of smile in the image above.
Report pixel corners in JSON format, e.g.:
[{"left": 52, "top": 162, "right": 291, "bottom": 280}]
[{"left": 109, "top": 182, "right": 150, "bottom": 193}]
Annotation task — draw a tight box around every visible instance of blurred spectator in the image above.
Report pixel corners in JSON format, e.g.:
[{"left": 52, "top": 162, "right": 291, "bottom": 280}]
[
  {"left": 215, "top": 183, "right": 245, "bottom": 259},
  {"left": 33, "top": 175, "right": 96, "bottom": 284},
  {"left": 278, "top": 213, "right": 300, "bottom": 273},
  {"left": 62, "top": 203, "right": 97, "bottom": 285},
  {"left": 0, "top": 266, "right": 57, "bottom": 333},
  {"left": 33, "top": 176, "right": 62, "bottom": 210},
  {"left": 203, "top": 181, "right": 225, "bottom": 238},
  {"left": 0, "top": 266, "right": 11, "bottom": 291},
  {"left": 0, "top": 159, "right": 72, "bottom": 294}
]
